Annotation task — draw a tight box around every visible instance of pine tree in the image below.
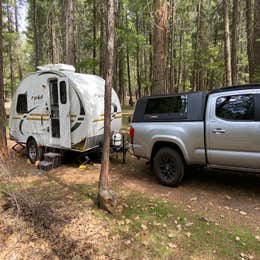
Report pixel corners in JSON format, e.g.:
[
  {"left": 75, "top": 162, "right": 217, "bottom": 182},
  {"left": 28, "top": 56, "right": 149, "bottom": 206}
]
[{"left": 0, "top": 0, "right": 7, "bottom": 161}]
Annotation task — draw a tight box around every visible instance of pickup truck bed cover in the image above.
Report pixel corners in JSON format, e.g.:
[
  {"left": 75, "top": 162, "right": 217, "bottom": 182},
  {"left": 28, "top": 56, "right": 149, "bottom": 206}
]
[{"left": 132, "top": 91, "right": 208, "bottom": 122}]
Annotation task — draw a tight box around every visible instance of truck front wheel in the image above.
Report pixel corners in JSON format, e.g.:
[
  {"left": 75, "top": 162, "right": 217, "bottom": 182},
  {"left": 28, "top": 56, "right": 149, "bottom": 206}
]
[{"left": 153, "top": 147, "right": 184, "bottom": 187}]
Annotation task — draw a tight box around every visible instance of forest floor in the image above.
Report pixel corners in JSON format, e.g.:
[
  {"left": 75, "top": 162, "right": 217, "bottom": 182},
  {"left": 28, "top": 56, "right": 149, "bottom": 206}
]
[{"left": 0, "top": 141, "right": 260, "bottom": 259}]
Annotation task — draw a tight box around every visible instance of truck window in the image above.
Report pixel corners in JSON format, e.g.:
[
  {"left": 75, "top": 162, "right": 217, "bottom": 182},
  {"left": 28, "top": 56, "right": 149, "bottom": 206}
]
[
  {"left": 60, "top": 81, "right": 67, "bottom": 104},
  {"left": 16, "top": 94, "right": 28, "bottom": 114},
  {"left": 145, "top": 95, "right": 187, "bottom": 115},
  {"left": 216, "top": 94, "right": 255, "bottom": 120}
]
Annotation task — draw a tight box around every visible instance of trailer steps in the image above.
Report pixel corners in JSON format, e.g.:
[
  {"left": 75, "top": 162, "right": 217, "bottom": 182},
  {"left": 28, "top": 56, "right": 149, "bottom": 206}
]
[{"left": 38, "top": 152, "right": 62, "bottom": 171}]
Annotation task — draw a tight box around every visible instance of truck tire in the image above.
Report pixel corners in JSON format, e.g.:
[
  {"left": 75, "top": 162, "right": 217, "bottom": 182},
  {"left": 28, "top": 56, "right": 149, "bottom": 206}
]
[
  {"left": 27, "top": 138, "right": 42, "bottom": 164},
  {"left": 153, "top": 147, "right": 184, "bottom": 187}
]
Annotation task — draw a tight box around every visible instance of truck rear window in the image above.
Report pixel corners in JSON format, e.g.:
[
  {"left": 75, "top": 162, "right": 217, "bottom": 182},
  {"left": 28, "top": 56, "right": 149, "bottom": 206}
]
[{"left": 145, "top": 95, "right": 187, "bottom": 115}]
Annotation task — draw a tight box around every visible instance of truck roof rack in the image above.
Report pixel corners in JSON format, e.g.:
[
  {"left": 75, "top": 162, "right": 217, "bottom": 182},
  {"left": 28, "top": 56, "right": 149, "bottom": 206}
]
[{"left": 210, "top": 84, "right": 260, "bottom": 94}]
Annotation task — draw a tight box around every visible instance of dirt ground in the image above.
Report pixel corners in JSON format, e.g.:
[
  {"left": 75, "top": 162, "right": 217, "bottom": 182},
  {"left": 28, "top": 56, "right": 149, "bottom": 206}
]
[
  {"left": 54, "top": 153, "right": 260, "bottom": 235},
  {"left": 0, "top": 142, "right": 260, "bottom": 259}
]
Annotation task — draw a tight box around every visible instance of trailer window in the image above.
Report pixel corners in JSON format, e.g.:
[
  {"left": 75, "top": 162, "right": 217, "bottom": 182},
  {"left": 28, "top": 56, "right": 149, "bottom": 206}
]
[
  {"left": 216, "top": 94, "right": 255, "bottom": 120},
  {"left": 60, "top": 81, "right": 67, "bottom": 104},
  {"left": 16, "top": 94, "right": 28, "bottom": 114}
]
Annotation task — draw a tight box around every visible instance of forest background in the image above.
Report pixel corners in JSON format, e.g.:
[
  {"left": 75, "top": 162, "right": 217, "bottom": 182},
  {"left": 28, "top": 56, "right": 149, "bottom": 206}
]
[{"left": 1, "top": 0, "right": 260, "bottom": 105}]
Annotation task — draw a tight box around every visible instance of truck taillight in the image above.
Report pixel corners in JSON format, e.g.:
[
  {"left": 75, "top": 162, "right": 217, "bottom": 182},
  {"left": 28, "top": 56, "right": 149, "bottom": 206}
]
[{"left": 129, "top": 126, "right": 134, "bottom": 144}]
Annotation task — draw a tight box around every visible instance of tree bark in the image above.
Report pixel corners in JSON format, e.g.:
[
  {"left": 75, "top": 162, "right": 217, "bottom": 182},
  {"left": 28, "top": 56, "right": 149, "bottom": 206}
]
[
  {"left": 253, "top": 0, "right": 260, "bottom": 82},
  {"left": 126, "top": 46, "right": 133, "bottom": 106},
  {"left": 231, "top": 0, "right": 239, "bottom": 85},
  {"left": 33, "top": 0, "right": 39, "bottom": 69},
  {"left": 197, "top": 0, "right": 207, "bottom": 90},
  {"left": 192, "top": 0, "right": 202, "bottom": 91},
  {"left": 246, "top": 0, "right": 254, "bottom": 83},
  {"left": 136, "top": 12, "right": 142, "bottom": 98},
  {"left": 14, "top": 0, "right": 22, "bottom": 80},
  {"left": 152, "top": 0, "right": 167, "bottom": 95},
  {"left": 65, "top": 0, "right": 75, "bottom": 65},
  {"left": 7, "top": 4, "right": 15, "bottom": 97},
  {"left": 223, "top": 0, "right": 232, "bottom": 86},
  {"left": 118, "top": 1, "right": 124, "bottom": 104},
  {"left": 177, "top": 22, "right": 184, "bottom": 90},
  {"left": 0, "top": 0, "right": 7, "bottom": 160},
  {"left": 93, "top": 0, "right": 97, "bottom": 74},
  {"left": 99, "top": 0, "right": 107, "bottom": 78},
  {"left": 169, "top": 0, "right": 176, "bottom": 93},
  {"left": 49, "top": 10, "right": 58, "bottom": 64},
  {"left": 98, "top": 0, "right": 115, "bottom": 194}
]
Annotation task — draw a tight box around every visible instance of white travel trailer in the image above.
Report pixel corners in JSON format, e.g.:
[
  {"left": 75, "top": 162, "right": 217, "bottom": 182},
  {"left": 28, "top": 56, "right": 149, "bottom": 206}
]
[{"left": 9, "top": 64, "right": 122, "bottom": 163}]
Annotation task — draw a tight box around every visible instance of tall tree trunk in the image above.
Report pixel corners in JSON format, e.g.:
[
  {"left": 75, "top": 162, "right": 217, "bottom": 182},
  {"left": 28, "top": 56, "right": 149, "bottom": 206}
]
[
  {"left": 253, "top": 0, "right": 260, "bottom": 82},
  {"left": 65, "top": 0, "right": 75, "bottom": 65},
  {"left": 136, "top": 13, "right": 142, "bottom": 98},
  {"left": 33, "top": 0, "right": 39, "bottom": 69},
  {"left": 231, "top": 0, "right": 239, "bottom": 85},
  {"left": 152, "top": 0, "right": 167, "bottom": 94},
  {"left": 197, "top": 0, "right": 207, "bottom": 90},
  {"left": 192, "top": 0, "right": 202, "bottom": 91},
  {"left": 98, "top": 0, "right": 115, "bottom": 209},
  {"left": 93, "top": 0, "right": 97, "bottom": 74},
  {"left": 136, "top": 46, "right": 142, "bottom": 98},
  {"left": 14, "top": 0, "right": 22, "bottom": 80},
  {"left": 149, "top": 29, "right": 153, "bottom": 95},
  {"left": 169, "top": 0, "right": 176, "bottom": 93},
  {"left": 126, "top": 46, "right": 133, "bottom": 106},
  {"left": 209, "top": 26, "right": 218, "bottom": 90},
  {"left": 223, "top": 0, "right": 232, "bottom": 86},
  {"left": 99, "top": 0, "right": 107, "bottom": 78},
  {"left": 0, "top": 0, "right": 7, "bottom": 160},
  {"left": 118, "top": 47, "right": 124, "bottom": 104},
  {"left": 177, "top": 23, "right": 184, "bottom": 90},
  {"left": 118, "top": 1, "right": 124, "bottom": 104},
  {"left": 50, "top": 10, "right": 58, "bottom": 64},
  {"left": 246, "top": 0, "right": 254, "bottom": 83},
  {"left": 7, "top": 4, "right": 15, "bottom": 96}
]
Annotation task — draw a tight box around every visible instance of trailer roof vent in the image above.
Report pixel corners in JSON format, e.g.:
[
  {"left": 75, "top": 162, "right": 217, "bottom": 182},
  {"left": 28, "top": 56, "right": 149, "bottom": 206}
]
[{"left": 37, "top": 64, "right": 76, "bottom": 72}]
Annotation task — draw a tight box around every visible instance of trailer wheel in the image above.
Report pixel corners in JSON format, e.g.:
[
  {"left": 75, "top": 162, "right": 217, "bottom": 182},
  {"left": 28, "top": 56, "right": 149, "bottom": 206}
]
[
  {"left": 27, "top": 138, "right": 42, "bottom": 164},
  {"left": 153, "top": 147, "right": 184, "bottom": 187}
]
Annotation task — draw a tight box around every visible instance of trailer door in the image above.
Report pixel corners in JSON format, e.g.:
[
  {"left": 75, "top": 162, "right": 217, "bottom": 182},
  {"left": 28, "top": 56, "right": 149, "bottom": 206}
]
[
  {"left": 49, "top": 78, "right": 71, "bottom": 148},
  {"left": 58, "top": 78, "right": 71, "bottom": 148}
]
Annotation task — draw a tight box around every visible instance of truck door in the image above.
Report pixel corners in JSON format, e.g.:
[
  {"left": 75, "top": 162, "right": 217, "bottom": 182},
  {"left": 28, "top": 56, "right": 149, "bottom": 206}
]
[
  {"left": 49, "top": 77, "right": 71, "bottom": 148},
  {"left": 206, "top": 92, "right": 260, "bottom": 169}
]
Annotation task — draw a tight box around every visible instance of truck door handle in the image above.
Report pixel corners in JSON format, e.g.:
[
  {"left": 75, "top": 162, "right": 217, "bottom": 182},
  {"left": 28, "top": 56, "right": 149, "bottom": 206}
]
[{"left": 212, "top": 128, "right": 226, "bottom": 134}]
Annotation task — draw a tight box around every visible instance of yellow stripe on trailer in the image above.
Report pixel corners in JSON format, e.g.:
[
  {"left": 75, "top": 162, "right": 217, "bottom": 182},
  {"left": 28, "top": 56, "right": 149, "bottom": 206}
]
[{"left": 27, "top": 117, "right": 49, "bottom": 121}]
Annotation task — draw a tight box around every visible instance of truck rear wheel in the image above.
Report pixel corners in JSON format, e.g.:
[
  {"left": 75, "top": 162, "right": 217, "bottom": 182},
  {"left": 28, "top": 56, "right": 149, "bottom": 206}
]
[
  {"left": 27, "top": 138, "right": 42, "bottom": 164},
  {"left": 153, "top": 147, "right": 184, "bottom": 187}
]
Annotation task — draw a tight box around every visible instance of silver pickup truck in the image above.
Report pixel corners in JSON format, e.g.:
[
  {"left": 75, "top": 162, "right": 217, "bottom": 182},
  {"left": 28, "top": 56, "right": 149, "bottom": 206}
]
[{"left": 130, "top": 85, "right": 260, "bottom": 186}]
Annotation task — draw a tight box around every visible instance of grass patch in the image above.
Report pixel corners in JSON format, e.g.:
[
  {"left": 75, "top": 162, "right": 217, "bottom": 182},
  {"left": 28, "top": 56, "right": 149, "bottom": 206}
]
[
  {"left": 107, "top": 194, "right": 260, "bottom": 259},
  {"left": 70, "top": 183, "right": 98, "bottom": 201},
  {"left": 70, "top": 182, "right": 260, "bottom": 259}
]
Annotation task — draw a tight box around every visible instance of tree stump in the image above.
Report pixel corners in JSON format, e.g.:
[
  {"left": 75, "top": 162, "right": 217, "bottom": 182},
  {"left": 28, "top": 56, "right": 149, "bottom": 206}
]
[{"left": 97, "top": 189, "right": 117, "bottom": 214}]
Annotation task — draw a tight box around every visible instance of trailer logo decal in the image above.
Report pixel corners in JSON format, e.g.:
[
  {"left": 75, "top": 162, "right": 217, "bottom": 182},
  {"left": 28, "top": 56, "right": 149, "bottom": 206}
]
[
  {"left": 18, "top": 106, "right": 38, "bottom": 135},
  {"left": 19, "top": 120, "right": 24, "bottom": 135},
  {"left": 31, "top": 95, "right": 43, "bottom": 102},
  {"left": 71, "top": 122, "right": 81, "bottom": 132}
]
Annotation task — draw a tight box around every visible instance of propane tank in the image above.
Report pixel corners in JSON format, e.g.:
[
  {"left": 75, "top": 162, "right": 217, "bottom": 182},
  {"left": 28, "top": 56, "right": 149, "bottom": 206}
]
[{"left": 112, "top": 131, "right": 122, "bottom": 147}]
